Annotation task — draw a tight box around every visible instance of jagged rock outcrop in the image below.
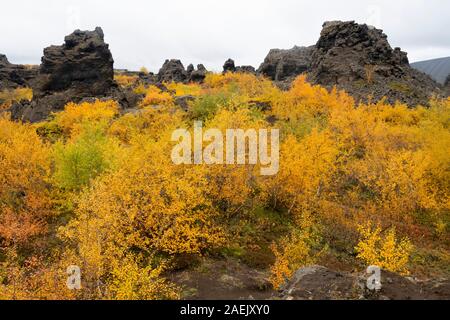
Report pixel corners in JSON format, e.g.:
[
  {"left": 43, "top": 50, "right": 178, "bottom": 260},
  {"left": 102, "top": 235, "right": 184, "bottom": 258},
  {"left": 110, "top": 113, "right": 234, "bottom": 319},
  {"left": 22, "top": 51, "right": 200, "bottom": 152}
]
[
  {"left": 158, "top": 59, "right": 187, "bottom": 83},
  {"left": 223, "top": 58, "right": 236, "bottom": 73},
  {"left": 35, "top": 27, "right": 114, "bottom": 95},
  {"left": 157, "top": 60, "right": 208, "bottom": 83},
  {"left": 308, "top": 21, "right": 441, "bottom": 106},
  {"left": 223, "top": 59, "right": 256, "bottom": 74},
  {"left": 259, "top": 21, "right": 442, "bottom": 106},
  {"left": 0, "top": 54, "right": 38, "bottom": 89},
  {"left": 258, "top": 46, "right": 314, "bottom": 81},
  {"left": 186, "top": 64, "right": 195, "bottom": 74},
  {"left": 188, "top": 64, "right": 208, "bottom": 83},
  {"left": 236, "top": 65, "right": 256, "bottom": 74},
  {"left": 11, "top": 27, "right": 136, "bottom": 122}
]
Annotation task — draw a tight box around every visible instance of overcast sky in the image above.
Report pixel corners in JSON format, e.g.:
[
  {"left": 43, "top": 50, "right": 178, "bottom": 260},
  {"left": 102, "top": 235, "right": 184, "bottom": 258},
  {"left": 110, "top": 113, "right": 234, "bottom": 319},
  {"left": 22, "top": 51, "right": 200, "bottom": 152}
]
[{"left": 1, "top": 0, "right": 449, "bottom": 72}]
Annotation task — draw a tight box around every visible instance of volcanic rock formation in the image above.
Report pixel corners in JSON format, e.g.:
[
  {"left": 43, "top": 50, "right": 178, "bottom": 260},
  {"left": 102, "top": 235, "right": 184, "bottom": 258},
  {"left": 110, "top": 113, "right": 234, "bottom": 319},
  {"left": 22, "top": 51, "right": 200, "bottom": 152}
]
[
  {"left": 308, "top": 21, "right": 441, "bottom": 105},
  {"left": 258, "top": 46, "right": 314, "bottom": 82},
  {"left": 223, "top": 58, "right": 236, "bottom": 73},
  {"left": 0, "top": 54, "right": 38, "bottom": 89},
  {"left": 158, "top": 59, "right": 188, "bottom": 83},
  {"left": 158, "top": 60, "right": 208, "bottom": 84},
  {"left": 188, "top": 64, "right": 208, "bottom": 83},
  {"left": 223, "top": 59, "right": 256, "bottom": 74},
  {"left": 259, "top": 21, "right": 443, "bottom": 106},
  {"left": 11, "top": 27, "right": 136, "bottom": 122}
]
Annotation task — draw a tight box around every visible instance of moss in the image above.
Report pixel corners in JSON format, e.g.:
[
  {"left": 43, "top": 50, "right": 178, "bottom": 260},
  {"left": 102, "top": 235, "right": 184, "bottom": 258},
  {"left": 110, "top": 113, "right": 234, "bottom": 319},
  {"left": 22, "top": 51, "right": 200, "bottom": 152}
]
[{"left": 389, "top": 81, "right": 413, "bottom": 94}]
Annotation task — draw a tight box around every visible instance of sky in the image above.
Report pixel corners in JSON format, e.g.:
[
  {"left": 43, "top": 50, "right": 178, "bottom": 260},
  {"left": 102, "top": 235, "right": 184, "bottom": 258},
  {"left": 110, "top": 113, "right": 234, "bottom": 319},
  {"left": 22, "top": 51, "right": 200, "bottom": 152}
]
[{"left": 1, "top": 0, "right": 449, "bottom": 72}]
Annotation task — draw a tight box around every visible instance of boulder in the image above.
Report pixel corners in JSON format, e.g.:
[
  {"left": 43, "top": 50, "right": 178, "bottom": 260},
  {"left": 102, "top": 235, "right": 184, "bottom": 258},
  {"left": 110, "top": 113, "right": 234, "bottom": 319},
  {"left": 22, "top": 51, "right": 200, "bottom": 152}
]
[
  {"left": 258, "top": 46, "right": 314, "bottom": 81},
  {"left": 158, "top": 59, "right": 187, "bottom": 83},
  {"left": 189, "top": 64, "right": 208, "bottom": 83},
  {"left": 174, "top": 95, "right": 195, "bottom": 112},
  {"left": 223, "top": 58, "right": 236, "bottom": 73},
  {"left": 186, "top": 63, "right": 195, "bottom": 75}
]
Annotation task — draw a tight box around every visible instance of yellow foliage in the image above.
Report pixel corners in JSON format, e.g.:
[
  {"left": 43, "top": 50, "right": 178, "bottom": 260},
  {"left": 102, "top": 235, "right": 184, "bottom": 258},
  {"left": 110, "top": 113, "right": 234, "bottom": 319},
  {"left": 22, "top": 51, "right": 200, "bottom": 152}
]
[
  {"left": 1, "top": 72, "right": 449, "bottom": 299},
  {"left": 269, "top": 213, "right": 320, "bottom": 290},
  {"left": 139, "top": 66, "right": 149, "bottom": 74},
  {"left": 165, "top": 82, "right": 203, "bottom": 97},
  {"left": 260, "top": 129, "right": 339, "bottom": 217},
  {"left": 114, "top": 74, "right": 139, "bottom": 88},
  {"left": 355, "top": 223, "right": 413, "bottom": 275},
  {"left": 140, "top": 85, "right": 174, "bottom": 107},
  {"left": 203, "top": 72, "right": 281, "bottom": 103},
  {"left": 58, "top": 138, "right": 225, "bottom": 297},
  {"left": 0, "top": 87, "right": 33, "bottom": 110},
  {"left": 53, "top": 100, "right": 119, "bottom": 137},
  {"left": 108, "top": 254, "right": 180, "bottom": 300},
  {"left": 0, "top": 116, "right": 52, "bottom": 245},
  {"left": 108, "top": 106, "right": 184, "bottom": 143}
]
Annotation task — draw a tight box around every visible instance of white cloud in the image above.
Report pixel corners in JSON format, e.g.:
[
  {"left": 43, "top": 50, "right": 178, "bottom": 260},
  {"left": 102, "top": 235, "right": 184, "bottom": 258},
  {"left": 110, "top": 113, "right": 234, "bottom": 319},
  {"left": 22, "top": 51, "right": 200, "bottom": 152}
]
[{"left": 1, "top": 0, "right": 449, "bottom": 70}]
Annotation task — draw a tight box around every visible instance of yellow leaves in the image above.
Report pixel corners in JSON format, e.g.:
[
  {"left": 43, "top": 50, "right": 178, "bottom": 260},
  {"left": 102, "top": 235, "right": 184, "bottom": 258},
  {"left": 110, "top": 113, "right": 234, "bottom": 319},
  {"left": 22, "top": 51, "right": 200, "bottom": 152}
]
[
  {"left": 109, "top": 106, "right": 184, "bottom": 144},
  {"left": 140, "top": 85, "right": 174, "bottom": 107},
  {"left": 204, "top": 72, "right": 280, "bottom": 101},
  {"left": 139, "top": 66, "right": 149, "bottom": 74},
  {"left": 260, "top": 129, "right": 339, "bottom": 216},
  {"left": 165, "top": 82, "right": 203, "bottom": 97},
  {"left": 269, "top": 226, "right": 317, "bottom": 289},
  {"left": 114, "top": 74, "right": 138, "bottom": 88},
  {"left": 0, "top": 87, "right": 33, "bottom": 110},
  {"left": 273, "top": 75, "right": 354, "bottom": 121},
  {"left": 109, "top": 254, "right": 180, "bottom": 300},
  {"left": 355, "top": 223, "right": 413, "bottom": 275},
  {"left": 53, "top": 100, "right": 119, "bottom": 137},
  {"left": 0, "top": 116, "right": 52, "bottom": 244},
  {"left": 63, "top": 136, "right": 225, "bottom": 257},
  {"left": 1, "top": 71, "right": 449, "bottom": 299}
]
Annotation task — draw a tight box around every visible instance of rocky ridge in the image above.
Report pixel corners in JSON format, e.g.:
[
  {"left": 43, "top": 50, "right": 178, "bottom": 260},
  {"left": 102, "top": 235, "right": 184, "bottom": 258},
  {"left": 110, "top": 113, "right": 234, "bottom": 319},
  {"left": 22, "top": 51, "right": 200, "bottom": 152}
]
[
  {"left": 0, "top": 54, "right": 38, "bottom": 89},
  {"left": 4, "top": 21, "right": 448, "bottom": 122},
  {"left": 258, "top": 21, "right": 443, "bottom": 105}
]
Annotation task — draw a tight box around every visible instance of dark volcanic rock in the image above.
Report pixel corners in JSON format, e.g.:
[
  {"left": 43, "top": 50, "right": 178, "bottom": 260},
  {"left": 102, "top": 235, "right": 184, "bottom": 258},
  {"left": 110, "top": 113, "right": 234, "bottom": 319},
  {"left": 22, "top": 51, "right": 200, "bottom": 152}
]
[
  {"left": 174, "top": 95, "right": 195, "bottom": 112},
  {"left": 189, "top": 64, "right": 208, "bottom": 83},
  {"left": 34, "top": 27, "right": 114, "bottom": 97},
  {"left": 186, "top": 64, "right": 195, "bottom": 75},
  {"left": 158, "top": 59, "right": 187, "bottom": 83},
  {"left": 236, "top": 65, "right": 256, "bottom": 74},
  {"left": 11, "top": 27, "right": 137, "bottom": 122},
  {"left": 258, "top": 21, "right": 442, "bottom": 105},
  {"left": 258, "top": 46, "right": 314, "bottom": 81},
  {"left": 223, "top": 59, "right": 256, "bottom": 75},
  {"left": 223, "top": 59, "right": 236, "bottom": 73},
  {"left": 0, "top": 54, "right": 38, "bottom": 89},
  {"left": 308, "top": 21, "right": 441, "bottom": 106}
]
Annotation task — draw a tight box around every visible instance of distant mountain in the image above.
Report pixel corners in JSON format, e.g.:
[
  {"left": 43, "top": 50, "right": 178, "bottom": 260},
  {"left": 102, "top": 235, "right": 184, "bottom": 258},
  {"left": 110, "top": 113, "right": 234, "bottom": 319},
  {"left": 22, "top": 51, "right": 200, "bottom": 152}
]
[{"left": 411, "top": 57, "right": 450, "bottom": 85}]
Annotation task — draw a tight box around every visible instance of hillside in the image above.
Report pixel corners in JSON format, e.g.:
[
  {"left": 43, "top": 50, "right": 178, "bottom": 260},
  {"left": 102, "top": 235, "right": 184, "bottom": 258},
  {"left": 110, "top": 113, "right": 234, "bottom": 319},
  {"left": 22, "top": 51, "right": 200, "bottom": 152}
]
[{"left": 0, "top": 23, "right": 449, "bottom": 300}]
